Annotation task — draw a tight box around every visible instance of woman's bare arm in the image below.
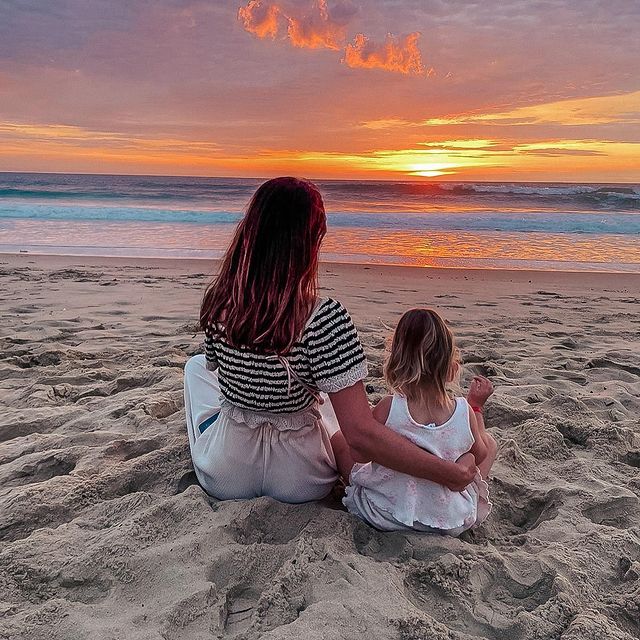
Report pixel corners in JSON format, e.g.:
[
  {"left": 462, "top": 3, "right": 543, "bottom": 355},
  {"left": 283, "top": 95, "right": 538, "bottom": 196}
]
[{"left": 329, "top": 382, "right": 476, "bottom": 491}]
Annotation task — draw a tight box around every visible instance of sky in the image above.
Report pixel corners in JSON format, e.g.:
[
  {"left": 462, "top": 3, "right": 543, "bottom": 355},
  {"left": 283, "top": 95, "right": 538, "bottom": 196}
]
[{"left": 0, "top": 0, "right": 639, "bottom": 182}]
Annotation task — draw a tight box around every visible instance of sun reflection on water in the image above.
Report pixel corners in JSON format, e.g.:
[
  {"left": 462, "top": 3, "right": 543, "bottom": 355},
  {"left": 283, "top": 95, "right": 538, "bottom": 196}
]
[{"left": 0, "top": 219, "right": 639, "bottom": 272}]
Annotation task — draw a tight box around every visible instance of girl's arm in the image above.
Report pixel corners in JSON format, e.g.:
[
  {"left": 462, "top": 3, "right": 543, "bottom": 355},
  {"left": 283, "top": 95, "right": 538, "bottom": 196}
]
[
  {"left": 468, "top": 406, "right": 488, "bottom": 464},
  {"left": 329, "top": 382, "right": 477, "bottom": 492},
  {"left": 472, "top": 403, "right": 489, "bottom": 438}
]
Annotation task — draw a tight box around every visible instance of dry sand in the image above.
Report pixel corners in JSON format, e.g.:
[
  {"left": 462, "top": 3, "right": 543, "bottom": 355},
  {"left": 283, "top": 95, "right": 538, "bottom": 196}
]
[{"left": 1, "top": 253, "right": 639, "bottom": 640}]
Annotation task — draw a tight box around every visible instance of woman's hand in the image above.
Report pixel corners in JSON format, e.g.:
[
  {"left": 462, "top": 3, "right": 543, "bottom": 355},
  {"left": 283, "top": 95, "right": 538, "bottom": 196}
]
[
  {"left": 467, "top": 375, "right": 494, "bottom": 408},
  {"left": 446, "top": 452, "right": 478, "bottom": 491}
]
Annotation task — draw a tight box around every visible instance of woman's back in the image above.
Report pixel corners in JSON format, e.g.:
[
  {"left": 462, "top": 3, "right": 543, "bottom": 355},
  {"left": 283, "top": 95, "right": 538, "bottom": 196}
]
[
  {"left": 203, "top": 298, "right": 367, "bottom": 415},
  {"left": 185, "top": 179, "right": 477, "bottom": 504},
  {"left": 185, "top": 295, "right": 368, "bottom": 503}
]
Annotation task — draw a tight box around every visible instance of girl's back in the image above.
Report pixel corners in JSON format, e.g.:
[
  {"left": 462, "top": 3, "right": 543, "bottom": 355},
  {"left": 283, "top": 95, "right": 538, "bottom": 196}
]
[
  {"left": 385, "top": 394, "right": 473, "bottom": 461},
  {"left": 343, "top": 393, "right": 490, "bottom": 534}
]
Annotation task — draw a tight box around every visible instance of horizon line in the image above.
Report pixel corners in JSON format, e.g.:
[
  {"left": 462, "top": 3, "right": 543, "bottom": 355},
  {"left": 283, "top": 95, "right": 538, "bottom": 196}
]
[{"left": 0, "top": 169, "right": 637, "bottom": 186}]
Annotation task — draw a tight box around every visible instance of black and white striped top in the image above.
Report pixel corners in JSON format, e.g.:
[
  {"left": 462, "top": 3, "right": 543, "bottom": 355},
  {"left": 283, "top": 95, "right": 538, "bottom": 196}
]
[{"left": 203, "top": 298, "right": 368, "bottom": 414}]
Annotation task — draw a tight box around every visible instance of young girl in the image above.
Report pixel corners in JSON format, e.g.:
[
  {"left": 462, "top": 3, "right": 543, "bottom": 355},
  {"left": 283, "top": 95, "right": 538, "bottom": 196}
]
[{"left": 342, "top": 308, "right": 497, "bottom": 534}]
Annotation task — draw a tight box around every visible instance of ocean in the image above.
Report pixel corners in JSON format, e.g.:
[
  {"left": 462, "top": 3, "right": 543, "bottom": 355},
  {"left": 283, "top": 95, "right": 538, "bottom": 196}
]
[{"left": 1, "top": 172, "right": 639, "bottom": 272}]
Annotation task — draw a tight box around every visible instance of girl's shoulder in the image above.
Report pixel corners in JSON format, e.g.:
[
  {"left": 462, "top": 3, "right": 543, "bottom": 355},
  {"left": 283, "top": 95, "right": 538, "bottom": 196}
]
[
  {"left": 451, "top": 396, "right": 471, "bottom": 425},
  {"left": 372, "top": 395, "right": 393, "bottom": 424}
]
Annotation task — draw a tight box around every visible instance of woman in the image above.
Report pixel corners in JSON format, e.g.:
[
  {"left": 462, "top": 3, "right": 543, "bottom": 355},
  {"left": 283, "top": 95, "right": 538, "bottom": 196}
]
[{"left": 184, "top": 177, "right": 476, "bottom": 502}]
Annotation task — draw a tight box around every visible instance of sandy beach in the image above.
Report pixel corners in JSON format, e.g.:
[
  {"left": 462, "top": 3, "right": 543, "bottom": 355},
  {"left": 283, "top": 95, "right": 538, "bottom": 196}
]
[{"left": 1, "top": 253, "right": 639, "bottom": 640}]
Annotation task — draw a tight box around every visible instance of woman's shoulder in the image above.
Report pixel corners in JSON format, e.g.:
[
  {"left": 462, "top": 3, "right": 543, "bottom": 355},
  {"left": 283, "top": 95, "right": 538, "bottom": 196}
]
[
  {"left": 302, "top": 297, "right": 368, "bottom": 389},
  {"left": 308, "top": 297, "right": 351, "bottom": 327},
  {"left": 317, "top": 296, "right": 347, "bottom": 312},
  {"left": 303, "top": 298, "right": 360, "bottom": 344}
]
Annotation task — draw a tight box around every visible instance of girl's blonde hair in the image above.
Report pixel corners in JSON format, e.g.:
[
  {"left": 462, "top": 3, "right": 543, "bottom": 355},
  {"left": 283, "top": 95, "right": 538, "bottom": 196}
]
[{"left": 385, "top": 308, "right": 456, "bottom": 403}]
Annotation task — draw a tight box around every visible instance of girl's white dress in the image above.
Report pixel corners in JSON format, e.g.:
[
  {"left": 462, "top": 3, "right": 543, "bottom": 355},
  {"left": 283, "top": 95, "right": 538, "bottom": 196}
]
[{"left": 343, "top": 394, "right": 491, "bottom": 534}]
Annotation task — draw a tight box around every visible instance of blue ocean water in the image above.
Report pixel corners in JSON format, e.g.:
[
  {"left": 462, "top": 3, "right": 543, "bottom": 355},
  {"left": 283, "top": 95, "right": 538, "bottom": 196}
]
[{"left": 0, "top": 172, "right": 639, "bottom": 271}]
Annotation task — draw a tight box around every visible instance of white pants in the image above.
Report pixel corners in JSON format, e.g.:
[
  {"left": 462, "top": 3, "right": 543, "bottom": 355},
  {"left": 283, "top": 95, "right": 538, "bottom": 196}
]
[{"left": 183, "top": 355, "right": 339, "bottom": 502}]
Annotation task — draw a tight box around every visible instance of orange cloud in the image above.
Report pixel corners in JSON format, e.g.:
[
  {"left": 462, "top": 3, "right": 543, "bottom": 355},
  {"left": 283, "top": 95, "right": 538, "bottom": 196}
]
[
  {"left": 237, "top": 0, "right": 281, "bottom": 39},
  {"left": 343, "top": 32, "right": 426, "bottom": 75},
  {"left": 286, "top": 0, "right": 347, "bottom": 50},
  {"left": 238, "top": 0, "right": 348, "bottom": 49},
  {"left": 237, "top": 1, "right": 427, "bottom": 75},
  {"left": 361, "top": 90, "right": 640, "bottom": 128},
  {"left": 3, "top": 120, "right": 639, "bottom": 182}
]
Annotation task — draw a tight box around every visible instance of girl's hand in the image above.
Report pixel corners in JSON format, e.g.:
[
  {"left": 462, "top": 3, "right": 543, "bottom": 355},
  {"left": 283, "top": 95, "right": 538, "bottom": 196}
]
[{"left": 467, "top": 375, "right": 494, "bottom": 408}]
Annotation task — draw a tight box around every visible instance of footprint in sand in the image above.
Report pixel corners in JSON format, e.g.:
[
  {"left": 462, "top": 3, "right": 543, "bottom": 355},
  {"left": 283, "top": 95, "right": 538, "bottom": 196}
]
[
  {"left": 541, "top": 372, "right": 588, "bottom": 385},
  {"left": 227, "top": 497, "right": 319, "bottom": 546},
  {"left": 174, "top": 470, "right": 199, "bottom": 494},
  {"left": 159, "top": 585, "right": 218, "bottom": 640},
  {"left": 467, "top": 362, "right": 500, "bottom": 377},
  {"left": 2, "top": 451, "right": 77, "bottom": 489},
  {"left": 0, "top": 409, "right": 85, "bottom": 444},
  {"left": 403, "top": 551, "right": 561, "bottom": 639},
  {"left": 582, "top": 491, "right": 639, "bottom": 529},
  {"left": 71, "top": 370, "right": 169, "bottom": 403},
  {"left": 352, "top": 520, "right": 410, "bottom": 563},
  {"left": 556, "top": 421, "right": 590, "bottom": 447},
  {"left": 619, "top": 451, "right": 640, "bottom": 468},
  {"left": 103, "top": 437, "right": 164, "bottom": 463},
  {"left": 586, "top": 357, "right": 640, "bottom": 377},
  {"left": 206, "top": 531, "right": 314, "bottom": 636},
  {"left": 489, "top": 478, "right": 562, "bottom": 534},
  {"left": 11, "top": 350, "right": 64, "bottom": 368}
]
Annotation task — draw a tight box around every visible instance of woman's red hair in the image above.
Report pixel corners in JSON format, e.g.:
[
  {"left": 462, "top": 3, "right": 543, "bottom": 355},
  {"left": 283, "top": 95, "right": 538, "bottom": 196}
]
[{"left": 200, "top": 177, "right": 326, "bottom": 353}]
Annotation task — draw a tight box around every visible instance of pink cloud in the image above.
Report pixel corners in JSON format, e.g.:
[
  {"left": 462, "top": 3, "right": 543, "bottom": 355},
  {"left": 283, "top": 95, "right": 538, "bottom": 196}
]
[{"left": 237, "top": 0, "right": 351, "bottom": 49}]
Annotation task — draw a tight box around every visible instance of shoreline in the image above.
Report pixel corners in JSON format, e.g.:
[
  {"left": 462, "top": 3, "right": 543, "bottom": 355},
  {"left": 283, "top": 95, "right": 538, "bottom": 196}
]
[{"left": 2, "top": 251, "right": 640, "bottom": 287}]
